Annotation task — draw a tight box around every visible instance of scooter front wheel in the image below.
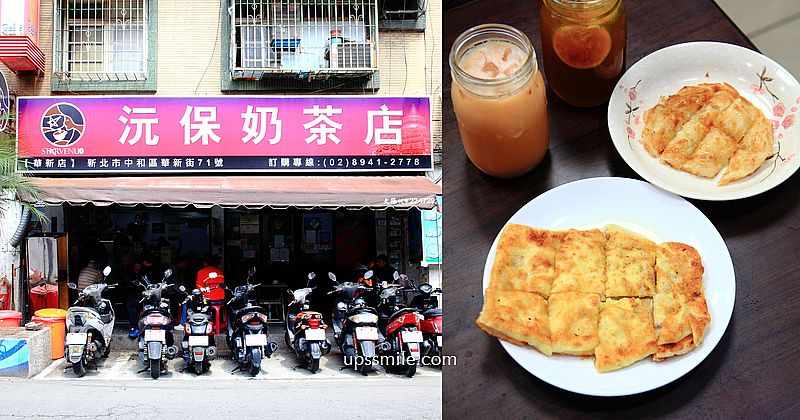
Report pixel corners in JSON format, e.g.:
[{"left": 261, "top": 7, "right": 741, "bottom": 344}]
[
  {"left": 404, "top": 361, "right": 417, "bottom": 378},
  {"left": 309, "top": 357, "right": 320, "bottom": 374},
  {"left": 248, "top": 348, "right": 262, "bottom": 377},
  {"left": 150, "top": 359, "right": 161, "bottom": 379},
  {"left": 72, "top": 360, "right": 86, "bottom": 377}
]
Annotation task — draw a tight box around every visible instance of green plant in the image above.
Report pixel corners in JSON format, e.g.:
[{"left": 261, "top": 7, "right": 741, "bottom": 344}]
[{"left": 0, "top": 111, "right": 47, "bottom": 220}]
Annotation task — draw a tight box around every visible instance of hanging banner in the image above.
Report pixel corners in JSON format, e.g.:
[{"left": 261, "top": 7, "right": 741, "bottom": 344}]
[
  {"left": 16, "top": 96, "right": 432, "bottom": 173},
  {"left": 421, "top": 195, "right": 442, "bottom": 265}
]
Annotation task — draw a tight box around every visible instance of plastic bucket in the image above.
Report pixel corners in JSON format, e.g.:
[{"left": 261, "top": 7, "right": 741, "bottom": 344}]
[
  {"left": 33, "top": 308, "right": 68, "bottom": 359},
  {"left": 30, "top": 284, "right": 59, "bottom": 313},
  {"left": 0, "top": 310, "right": 22, "bottom": 327}
]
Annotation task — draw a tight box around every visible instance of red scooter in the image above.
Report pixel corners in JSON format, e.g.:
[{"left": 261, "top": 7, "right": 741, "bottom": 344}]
[
  {"left": 200, "top": 272, "right": 227, "bottom": 335},
  {"left": 377, "top": 272, "right": 423, "bottom": 377},
  {"left": 412, "top": 283, "right": 443, "bottom": 365}
]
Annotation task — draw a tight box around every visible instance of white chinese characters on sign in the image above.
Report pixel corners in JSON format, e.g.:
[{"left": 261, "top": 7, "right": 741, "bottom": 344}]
[
  {"left": 241, "top": 106, "right": 282, "bottom": 145},
  {"left": 118, "top": 106, "right": 159, "bottom": 145},
  {"left": 303, "top": 105, "right": 343, "bottom": 145},
  {"left": 364, "top": 104, "right": 403, "bottom": 145},
  {"left": 180, "top": 106, "right": 221, "bottom": 146}
]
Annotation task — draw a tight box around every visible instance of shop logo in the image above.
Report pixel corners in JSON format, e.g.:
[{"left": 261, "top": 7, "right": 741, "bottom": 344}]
[{"left": 41, "top": 102, "right": 86, "bottom": 147}]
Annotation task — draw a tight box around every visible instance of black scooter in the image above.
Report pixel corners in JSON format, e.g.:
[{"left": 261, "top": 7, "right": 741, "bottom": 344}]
[
  {"left": 136, "top": 269, "right": 183, "bottom": 379},
  {"left": 180, "top": 287, "right": 218, "bottom": 374},
  {"left": 226, "top": 267, "right": 278, "bottom": 376},
  {"left": 330, "top": 271, "right": 390, "bottom": 375},
  {"left": 285, "top": 272, "right": 332, "bottom": 373}
]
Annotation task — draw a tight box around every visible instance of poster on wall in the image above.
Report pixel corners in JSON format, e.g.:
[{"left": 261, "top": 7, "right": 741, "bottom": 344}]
[
  {"left": 16, "top": 96, "right": 432, "bottom": 173},
  {"left": 421, "top": 195, "right": 442, "bottom": 265}
]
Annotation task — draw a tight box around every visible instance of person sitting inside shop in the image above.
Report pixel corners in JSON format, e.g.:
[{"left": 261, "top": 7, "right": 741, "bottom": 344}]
[
  {"left": 77, "top": 254, "right": 105, "bottom": 291},
  {"left": 373, "top": 254, "right": 398, "bottom": 288}
]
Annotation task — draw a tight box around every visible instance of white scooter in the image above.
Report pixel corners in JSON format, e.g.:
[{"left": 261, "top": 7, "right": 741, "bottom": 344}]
[{"left": 65, "top": 266, "right": 115, "bottom": 377}]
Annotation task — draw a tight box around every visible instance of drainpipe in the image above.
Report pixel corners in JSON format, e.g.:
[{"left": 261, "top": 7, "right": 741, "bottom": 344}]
[{"left": 10, "top": 206, "right": 31, "bottom": 248}]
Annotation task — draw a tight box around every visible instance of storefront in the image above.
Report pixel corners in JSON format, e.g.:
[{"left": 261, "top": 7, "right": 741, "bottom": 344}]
[{"left": 14, "top": 95, "right": 439, "bottom": 321}]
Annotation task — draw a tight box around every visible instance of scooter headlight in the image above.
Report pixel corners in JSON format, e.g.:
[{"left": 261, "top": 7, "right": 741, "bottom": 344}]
[
  {"left": 349, "top": 313, "right": 378, "bottom": 324},
  {"left": 336, "top": 302, "right": 348, "bottom": 312}
]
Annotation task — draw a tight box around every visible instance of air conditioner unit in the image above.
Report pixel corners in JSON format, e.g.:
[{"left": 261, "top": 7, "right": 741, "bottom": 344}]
[{"left": 331, "top": 42, "right": 374, "bottom": 69}]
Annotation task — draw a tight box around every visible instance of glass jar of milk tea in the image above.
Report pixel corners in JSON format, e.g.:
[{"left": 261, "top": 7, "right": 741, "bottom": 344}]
[{"left": 450, "top": 24, "right": 549, "bottom": 178}]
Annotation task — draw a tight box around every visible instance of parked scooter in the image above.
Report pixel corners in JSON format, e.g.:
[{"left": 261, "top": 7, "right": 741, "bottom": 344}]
[
  {"left": 180, "top": 287, "right": 218, "bottom": 374},
  {"left": 199, "top": 271, "right": 226, "bottom": 334},
  {"left": 226, "top": 267, "right": 278, "bottom": 377},
  {"left": 64, "top": 266, "right": 115, "bottom": 377},
  {"left": 285, "top": 272, "right": 331, "bottom": 373},
  {"left": 136, "top": 269, "right": 183, "bottom": 379},
  {"left": 330, "top": 271, "right": 389, "bottom": 375},
  {"left": 412, "top": 282, "right": 443, "bottom": 365},
  {"left": 376, "top": 271, "right": 424, "bottom": 377}
]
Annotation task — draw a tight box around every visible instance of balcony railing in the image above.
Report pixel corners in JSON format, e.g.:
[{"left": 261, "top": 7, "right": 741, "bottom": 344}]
[{"left": 230, "top": 0, "right": 379, "bottom": 81}]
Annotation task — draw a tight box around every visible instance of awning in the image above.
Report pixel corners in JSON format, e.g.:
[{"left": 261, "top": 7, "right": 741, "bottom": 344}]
[{"left": 20, "top": 176, "right": 442, "bottom": 210}]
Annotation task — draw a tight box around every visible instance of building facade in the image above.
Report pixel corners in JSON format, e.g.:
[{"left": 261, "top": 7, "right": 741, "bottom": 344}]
[{"left": 1, "top": 0, "right": 441, "bottom": 314}]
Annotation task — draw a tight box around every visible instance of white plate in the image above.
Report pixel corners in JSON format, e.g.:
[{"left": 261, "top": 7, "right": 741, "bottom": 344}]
[
  {"left": 355, "top": 326, "right": 379, "bottom": 341},
  {"left": 482, "top": 177, "right": 735, "bottom": 396},
  {"left": 65, "top": 332, "right": 87, "bottom": 345},
  {"left": 188, "top": 335, "right": 208, "bottom": 347},
  {"left": 608, "top": 41, "right": 800, "bottom": 200},
  {"left": 401, "top": 330, "right": 424, "bottom": 343},
  {"left": 143, "top": 329, "right": 166, "bottom": 342}
]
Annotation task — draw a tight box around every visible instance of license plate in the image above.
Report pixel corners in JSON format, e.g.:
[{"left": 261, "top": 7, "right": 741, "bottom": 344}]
[
  {"left": 244, "top": 334, "right": 268, "bottom": 347},
  {"left": 68, "top": 345, "right": 83, "bottom": 355},
  {"left": 65, "top": 333, "right": 87, "bottom": 345},
  {"left": 355, "top": 327, "right": 378, "bottom": 341},
  {"left": 144, "top": 329, "right": 166, "bottom": 342},
  {"left": 304, "top": 328, "right": 326, "bottom": 341},
  {"left": 436, "top": 335, "right": 443, "bottom": 347},
  {"left": 401, "top": 330, "right": 424, "bottom": 343},
  {"left": 188, "top": 335, "right": 208, "bottom": 347}
]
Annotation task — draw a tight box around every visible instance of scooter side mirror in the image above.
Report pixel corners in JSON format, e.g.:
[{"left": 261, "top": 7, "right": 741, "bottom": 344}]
[
  {"left": 364, "top": 270, "right": 373, "bottom": 280},
  {"left": 103, "top": 266, "right": 112, "bottom": 277},
  {"left": 209, "top": 272, "right": 218, "bottom": 279},
  {"left": 163, "top": 269, "right": 173, "bottom": 279},
  {"left": 179, "top": 285, "right": 186, "bottom": 293},
  {"left": 308, "top": 272, "right": 316, "bottom": 280},
  {"left": 328, "top": 272, "right": 337, "bottom": 281},
  {"left": 393, "top": 271, "right": 400, "bottom": 281},
  {"left": 382, "top": 281, "right": 388, "bottom": 289},
  {"left": 67, "top": 283, "right": 77, "bottom": 290},
  {"left": 248, "top": 267, "right": 257, "bottom": 276}
]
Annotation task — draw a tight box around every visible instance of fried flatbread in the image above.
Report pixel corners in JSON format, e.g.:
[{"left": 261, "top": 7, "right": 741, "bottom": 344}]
[
  {"left": 595, "top": 298, "right": 657, "bottom": 372},
  {"left": 548, "top": 292, "right": 600, "bottom": 356},
  {"left": 605, "top": 226, "right": 657, "bottom": 297},
  {"left": 476, "top": 288, "right": 552, "bottom": 355},
  {"left": 655, "top": 242, "right": 704, "bottom": 294},
  {"left": 642, "top": 84, "right": 715, "bottom": 157},
  {"left": 551, "top": 229, "right": 606, "bottom": 295},
  {"left": 680, "top": 127, "right": 739, "bottom": 178},
  {"left": 719, "top": 117, "right": 775, "bottom": 185},
  {"left": 605, "top": 225, "right": 657, "bottom": 252},
  {"left": 489, "top": 224, "right": 561, "bottom": 297},
  {"left": 716, "top": 97, "right": 760, "bottom": 141},
  {"left": 652, "top": 291, "right": 711, "bottom": 361}
]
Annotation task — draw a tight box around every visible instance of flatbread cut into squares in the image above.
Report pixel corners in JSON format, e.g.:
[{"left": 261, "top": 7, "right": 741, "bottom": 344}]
[
  {"left": 719, "top": 117, "right": 775, "bottom": 185},
  {"left": 595, "top": 298, "right": 657, "bottom": 372},
  {"left": 642, "top": 84, "right": 716, "bottom": 157},
  {"left": 606, "top": 247, "right": 656, "bottom": 298},
  {"left": 476, "top": 288, "right": 552, "bottom": 356},
  {"left": 655, "top": 242, "right": 704, "bottom": 295},
  {"left": 653, "top": 291, "right": 711, "bottom": 361},
  {"left": 605, "top": 225, "right": 657, "bottom": 252},
  {"left": 551, "top": 229, "right": 606, "bottom": 295},
  {"left": 680, "top": 128, "right": 740, "bottom": 178},
  {"left": 548, "top": 292, "right": 600, "bottom": 356},
  {"left": 660, "top": 88, "right": 737, "bottom": 168},
  {"left": 489, "top": 224, "right": 562, "bottom": 297}
]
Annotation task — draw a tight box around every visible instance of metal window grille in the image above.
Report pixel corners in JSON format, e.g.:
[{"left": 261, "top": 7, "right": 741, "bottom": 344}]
[
  {"left": 379, "top": 0, "right": 426, "bottom": 21},
  {"left": 230, "top": 0, "right": 379, "bottom": 80},
  {"left": 56, "top": 0, "right": 148, "bottom": 81}
]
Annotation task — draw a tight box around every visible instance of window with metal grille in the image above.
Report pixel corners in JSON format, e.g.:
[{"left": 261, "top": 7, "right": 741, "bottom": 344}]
[
  {"left": 55, "top": 0, "right": 148, "bottom": 81},
  {"left": 230, "top": 0, "right": 379, "bottom": 80},
  {"left": 379, "top": 0, "right": 426, "bottom": 21}
]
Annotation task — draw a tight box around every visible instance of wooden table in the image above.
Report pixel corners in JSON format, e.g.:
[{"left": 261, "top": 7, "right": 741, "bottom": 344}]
[{"left": 443, "top": 0, "right": 799, "bottom": 417}]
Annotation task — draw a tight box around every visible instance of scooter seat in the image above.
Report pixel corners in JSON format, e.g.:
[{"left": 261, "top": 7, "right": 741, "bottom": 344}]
[
  {"left": 423, "top": 308, "right": 442, "bottom": 318},
  {"left": 389, "top": 307, "right": 418, "bottom": 320}
]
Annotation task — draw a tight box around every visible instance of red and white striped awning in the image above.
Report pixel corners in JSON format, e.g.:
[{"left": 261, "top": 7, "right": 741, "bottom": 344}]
[{"left": 0, "top": 35, "right": 45, "bottom": 74}]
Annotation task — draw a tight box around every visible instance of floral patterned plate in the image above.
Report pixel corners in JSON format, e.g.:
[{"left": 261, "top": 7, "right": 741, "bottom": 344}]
[{"left": 608, "top": 41, "right": 799, "bottom": 200}]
